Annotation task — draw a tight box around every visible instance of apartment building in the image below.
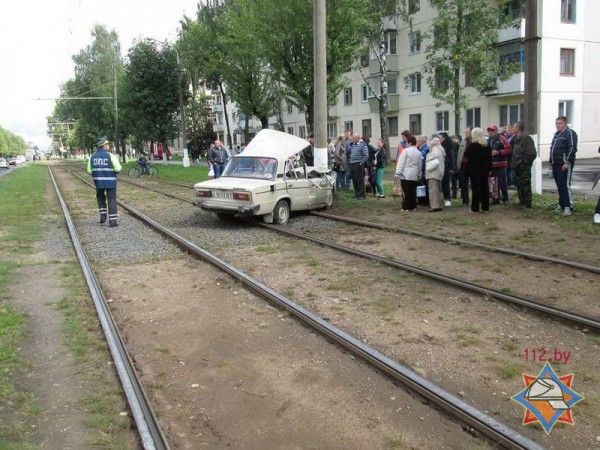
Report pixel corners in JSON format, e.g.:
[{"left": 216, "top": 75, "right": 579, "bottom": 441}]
[{"left": 217, "top": 0, "right": 599, "bottom": 160}]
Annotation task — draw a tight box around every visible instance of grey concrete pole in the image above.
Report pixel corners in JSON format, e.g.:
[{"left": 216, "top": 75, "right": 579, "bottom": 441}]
[
  {"left": 176, "top": 50, "right": 190, "bottom": 168},
  {"left": 313, "top": 0, "right": 328, "bottom": 172}
]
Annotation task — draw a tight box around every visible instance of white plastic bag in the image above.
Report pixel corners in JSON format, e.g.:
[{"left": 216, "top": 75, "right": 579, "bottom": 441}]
[{"left": 208, "top": 167, "right": 215, "bottom": 178}]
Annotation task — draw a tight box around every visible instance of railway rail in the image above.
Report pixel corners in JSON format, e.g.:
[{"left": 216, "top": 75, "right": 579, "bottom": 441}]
[
  {"left": 53, "top": 164, "right": 546, "bottom": 449},
  {"left": 60, "top": 165, "right": 599, "bottom": 331}
]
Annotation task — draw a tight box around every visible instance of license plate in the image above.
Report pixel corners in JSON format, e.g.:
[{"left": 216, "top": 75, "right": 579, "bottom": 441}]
[{"left": 212, "top": 191, "right": 233, "bottom": 199}]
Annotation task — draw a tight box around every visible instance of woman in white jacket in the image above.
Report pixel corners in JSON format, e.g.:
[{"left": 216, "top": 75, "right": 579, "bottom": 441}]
[
  {"left": 395, "top": 135, "right": 422, "bottom": 211},
  {"left": 426, "top": 138, "right": 446, "bottom": 212}
]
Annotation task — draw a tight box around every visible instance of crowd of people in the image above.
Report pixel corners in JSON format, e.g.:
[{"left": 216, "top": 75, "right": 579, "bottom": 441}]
[
  {"left": 329, "top": 116, "right": 599, "bottom": 223},
  {"left": 197, "top": 118, "right": 599, "bottom": 224}
]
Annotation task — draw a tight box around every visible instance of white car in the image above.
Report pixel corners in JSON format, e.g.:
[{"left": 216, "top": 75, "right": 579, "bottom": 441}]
[
  {"left": 15, "top": 155, "right": 26, "bottom": 165},
  {"left": 194, "top": 129, "right": 335, "bottom": 225},
  {"left": 0, "top": 158, "right": 8, "bottom": 169}
]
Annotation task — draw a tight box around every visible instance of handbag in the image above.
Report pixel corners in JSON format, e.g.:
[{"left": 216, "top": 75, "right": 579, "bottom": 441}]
[
  {"left": 391, "top": 179, "right": 403, "bottom": 200},
  {"left": 208, "top": 167, "right": 215, "bottom": 178},
  {"left": 426, "top": 158, "right": 440, "bottom": 172}
]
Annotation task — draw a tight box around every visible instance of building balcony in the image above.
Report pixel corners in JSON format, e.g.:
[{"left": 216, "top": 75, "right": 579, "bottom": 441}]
[
  {"left": 211, "top": 103, "right": 223, "bottom": 113},
  {"left": 368, "top": 93, "right": 399, "bottom": 113},
  {"left": 498, "top": 18, "right": 525, "bottom": 43},
  {"left": 213, "top": 123, "right": 226, "bottom": 132},
  {"left": 369, "top": 54, "right": 399, "bottom": 77},
  {"left": 328, "top": 105, "right": 338, "bottom": 118},
  {"left": 486, "top": 72, "right": 524, "bottom": 97}
]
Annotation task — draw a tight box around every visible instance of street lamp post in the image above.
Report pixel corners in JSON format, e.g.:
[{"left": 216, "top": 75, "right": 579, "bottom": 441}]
[{"left": 176, "top": 49, "right": 190, "bottom": 168}]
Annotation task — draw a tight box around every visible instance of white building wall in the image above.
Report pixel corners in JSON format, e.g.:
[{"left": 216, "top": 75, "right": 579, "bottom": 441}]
[
  {"left": 266, "top": 0, "right": 599, "bottom": 160},
  {"left": 538, "top": 0, "right": 599, "bottom": 160}
]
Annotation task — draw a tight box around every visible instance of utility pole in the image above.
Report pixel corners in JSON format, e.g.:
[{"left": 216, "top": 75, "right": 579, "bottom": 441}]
[
  {"left": 113, "top": 67, "right": 122, "bottom": 163},
  {"left": 524, "top": 0, "right": 542, "bottom": 194},
  {"left": 524, "top": 0, "right": 538, "bottom": 135},
  {"left": 176, "top": 50, "right": 190, "bottom": 167},
  {"left": 313, "top": 0, "right": 328, "bottom": 172}
]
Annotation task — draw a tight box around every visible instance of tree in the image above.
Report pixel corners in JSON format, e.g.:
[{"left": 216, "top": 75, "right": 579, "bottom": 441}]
[
  {"left": 120, "top": 39, "right": 181, "bottom": 151},
  {"left": 253, "top": 0, "right": 374, "bottom": 133},
  {"left": 179, "top": 1, "right": 233, "bottom": 147},
  {"left": 219, "top": 0, "right": 281, "bottom": 143},
  {"left": 51, "top": 25, "right": 122, "bottom": 152},
  {"left": 420, "top": 0, "right": 520, "bottom": 134}
]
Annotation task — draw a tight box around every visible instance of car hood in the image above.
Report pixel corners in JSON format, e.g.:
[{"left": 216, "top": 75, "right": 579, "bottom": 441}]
[
  {"left": 194, "top": 177, "right": 274, "bottom": 190},
  {"left": 240, "top": 129, "right": 310, "bottom": 161}
]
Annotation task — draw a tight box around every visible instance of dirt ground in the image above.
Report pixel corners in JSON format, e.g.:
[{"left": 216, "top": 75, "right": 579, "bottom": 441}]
[{"left": 25, "top": 167, "right": 598, "bottom": 449}]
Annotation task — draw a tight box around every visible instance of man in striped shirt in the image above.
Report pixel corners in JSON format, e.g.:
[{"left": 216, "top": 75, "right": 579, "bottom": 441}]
[{"left": 349, "top": 133, "right": 370, "bottom": 200}]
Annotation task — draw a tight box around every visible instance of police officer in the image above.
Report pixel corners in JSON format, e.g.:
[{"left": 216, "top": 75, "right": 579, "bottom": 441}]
[{"left": 87, "top": 136, "right": 122, "bottom": 227}]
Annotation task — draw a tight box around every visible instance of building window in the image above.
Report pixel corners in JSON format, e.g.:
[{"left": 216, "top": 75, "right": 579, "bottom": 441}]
[
  {"left": 387, "top": 78, "right": 398, "bottom": 95},
  {"left": 409, "top": 114, "right": 421, "bottom": 135},
  {"left": 299, "top": 125, "right": 306, "bottom": 139},
  {"left": 408, "top": 0, "right": 420, "bottom": 14},
  {"left": 361, "top": 84, "right": 369, "bottom": 102},
  {"left": 498, "top": 41, "right": 524, "bottom": 74},
  {"left": 409, "top": 31, "right": 421, "bottom": 54},
  {"left": 502, "top": 0, "right": 525, "bottom": 20},
  {"left": 344, "top": 88, "right": 353, "bottom": 106},
  {"left": 362, "top": 120, "right": 372, "bottom": 138},
  {"left": 287, "top": 127, "right": 294, "bottom": 135},
  {"left": 286, "top": 100, "right": 293, "bottom": 114},
  {"left": 561, "top": 0, "right": 576, "bottom": 22},
  {"left": 465, "top": 107, "right": 481, "bottom": 128},
  {"left": 499, "top": 104, "right": 523, "bottom": 126},
  {"left": 435, "top": 69, "right": 450, "bottom": 91},
  {"left": 388, "top": 117, "right": 399, "bottom": 136},
  {"left": 360, "top": 52, "right": 370, "bottom": 67},
  {"left": 560, "top": 48, "right": 575, "bottom": 75},
  {"left": 558, "top": 100, "right": 573, "bottom": 124},
  {"left": 465, "top": 63, "right": 477, "bottom": 87},
  {"left": 436, "top": 111, "right": 449, "bottom": 132},
  {"left": 409, "top": 73, "right": 421, "bottom": 94},
  {"left": 344, "top": 121, "right": 354, "bottom": 133},
  {"left": 388, "top": 33, "right": 397, "bottom": 55},
  {"left": 327, "top": 123, "right": 338, "bottom": 138}
]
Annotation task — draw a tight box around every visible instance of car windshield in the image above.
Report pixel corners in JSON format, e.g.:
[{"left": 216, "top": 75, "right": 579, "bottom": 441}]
[{"left": 222, "top": 157, "right": 278, "bottom": 179}]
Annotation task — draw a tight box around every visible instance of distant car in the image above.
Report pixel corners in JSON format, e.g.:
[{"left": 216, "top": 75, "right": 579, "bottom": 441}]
[
  {"left": 194, "top": 129, "right": 335, "bottom": 225},
  {"left": 9, "top": 157, "right": 17, "bottom": 166},
  {"left": 16, "top": 155, "right": 26, "bottom": 165},
  {"left": 0, "top": 158, "right": 8, "bottom": 169}
]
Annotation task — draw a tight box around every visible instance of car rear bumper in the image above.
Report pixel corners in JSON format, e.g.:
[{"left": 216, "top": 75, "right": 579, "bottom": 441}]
[{"left": 195, "top": 201, "right": 260, "bottom": 217}]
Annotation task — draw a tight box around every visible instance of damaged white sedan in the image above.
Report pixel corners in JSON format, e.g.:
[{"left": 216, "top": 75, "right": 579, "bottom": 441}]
[{"left": 194, "top": 129, "right": 335, "bottom": 225}]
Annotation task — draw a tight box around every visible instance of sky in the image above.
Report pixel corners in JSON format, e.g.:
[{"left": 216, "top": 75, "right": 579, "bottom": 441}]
[{"left": 0, "top": 0, "right": 201, "bottom": 150}]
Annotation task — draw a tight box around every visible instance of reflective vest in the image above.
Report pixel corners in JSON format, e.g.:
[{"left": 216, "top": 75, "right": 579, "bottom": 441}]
[{"left": 87, "top": 148, "right": 121, "bottom": 189}]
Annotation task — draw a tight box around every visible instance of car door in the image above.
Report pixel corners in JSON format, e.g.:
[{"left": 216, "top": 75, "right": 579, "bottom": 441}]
[
  {"left": 283, "top": 160, "right": 310, "bottom": 210},
  {"left": 307, "top": 172, "right": 334, "bottom": 206}
]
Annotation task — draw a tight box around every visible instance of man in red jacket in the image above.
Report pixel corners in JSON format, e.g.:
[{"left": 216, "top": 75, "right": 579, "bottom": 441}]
[{"left": 487, "top": 125, "right": 512, "bottom": 205}]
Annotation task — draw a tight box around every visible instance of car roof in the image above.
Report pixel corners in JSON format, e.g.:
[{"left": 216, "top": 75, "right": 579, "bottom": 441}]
[{"left": 238, "top": 129, "right": 310, "bottom": 162}]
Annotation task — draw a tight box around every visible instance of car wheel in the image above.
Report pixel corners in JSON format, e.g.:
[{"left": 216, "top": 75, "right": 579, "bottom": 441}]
[{"left": 273, "top": 200, "right": 290, "bottom": 225}]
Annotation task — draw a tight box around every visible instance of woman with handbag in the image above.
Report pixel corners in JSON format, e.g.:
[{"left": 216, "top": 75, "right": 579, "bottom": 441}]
[
  {"left": 394, "top": 136, "right": 422, "bottom": 211},
  {"left": 426, "top": 138, "right": 446, "bottom": 212}
]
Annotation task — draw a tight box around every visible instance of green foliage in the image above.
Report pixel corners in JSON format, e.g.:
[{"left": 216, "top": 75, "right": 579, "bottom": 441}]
[
  {"left": 0, "top": 126, "right": 27, "bottom": 156},
  {"left": 51, "top": 25, "right": 123, "bottom": 152},
  {"left": 120, "top": 39, "right": 181, "bottom": 147},
  {"left": 419, "top": 0, "right": 520, "bottom": 133},
  {"left": 219, "top": 0, "right": 281, "bottom": 135}
]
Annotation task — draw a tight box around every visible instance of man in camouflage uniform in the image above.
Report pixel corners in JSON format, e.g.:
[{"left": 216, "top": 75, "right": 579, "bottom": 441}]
[{"left": 511, "top": 122, "right": 537, "bottom": 209}]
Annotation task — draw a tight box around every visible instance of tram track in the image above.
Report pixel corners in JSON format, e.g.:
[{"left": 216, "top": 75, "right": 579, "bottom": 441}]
[
  {"left": 60, "top": 165, "right": 599, "bottom": 331},
  {"left": 52, "top": 164, "right": 547, "bottom": 449}
]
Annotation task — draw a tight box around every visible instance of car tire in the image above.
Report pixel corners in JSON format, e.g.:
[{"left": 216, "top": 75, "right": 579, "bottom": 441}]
[{"left": 273, "top": 200, "right": 290, "bottom": 225}]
